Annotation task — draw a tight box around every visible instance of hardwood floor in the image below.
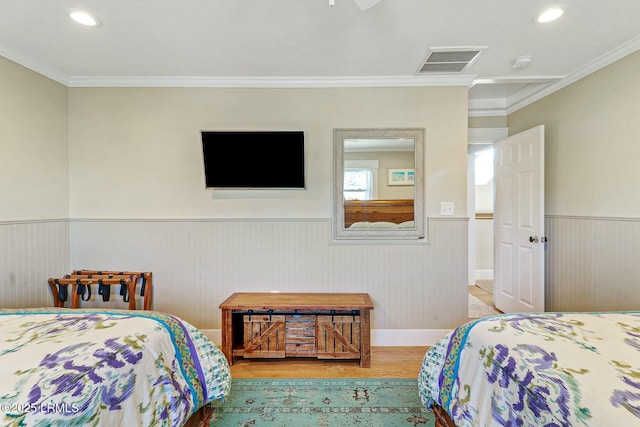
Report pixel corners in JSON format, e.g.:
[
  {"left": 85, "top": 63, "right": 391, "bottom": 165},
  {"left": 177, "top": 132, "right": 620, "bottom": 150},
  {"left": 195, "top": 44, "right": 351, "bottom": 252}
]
[{"left": 230, "top": 346, "right": 428, "bottom": 379}]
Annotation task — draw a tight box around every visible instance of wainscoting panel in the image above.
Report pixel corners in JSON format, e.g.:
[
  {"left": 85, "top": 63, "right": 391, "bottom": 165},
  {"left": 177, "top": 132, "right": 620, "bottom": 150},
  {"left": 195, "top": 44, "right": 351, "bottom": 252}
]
[
  {"left": 69, "top": 218, "right": 469, "bottom": 332},
  {"left": 0, "top": 220, "right": 70, "bottom": 308},
  {"left": 545, "top": 215, "right": 640, "bottom": 311}
]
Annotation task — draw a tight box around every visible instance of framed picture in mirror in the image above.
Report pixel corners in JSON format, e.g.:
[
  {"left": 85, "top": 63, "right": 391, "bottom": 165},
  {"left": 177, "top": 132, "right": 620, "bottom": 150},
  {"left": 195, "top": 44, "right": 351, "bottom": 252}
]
[{"left": 388, "top": 168, "right": 415, "bottom": 186}]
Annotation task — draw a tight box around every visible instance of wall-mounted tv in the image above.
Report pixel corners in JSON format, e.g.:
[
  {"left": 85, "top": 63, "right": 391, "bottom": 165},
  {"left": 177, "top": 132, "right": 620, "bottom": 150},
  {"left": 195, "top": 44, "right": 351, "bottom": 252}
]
[{"left": 201, "top": 131, "right": 306, "bottom": 189}]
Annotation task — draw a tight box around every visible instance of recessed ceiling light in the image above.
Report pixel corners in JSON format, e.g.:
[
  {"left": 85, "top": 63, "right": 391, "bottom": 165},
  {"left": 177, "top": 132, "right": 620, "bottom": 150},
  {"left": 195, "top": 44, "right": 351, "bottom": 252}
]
[
  {"left": 537, "top": 8, "right": 564, "bottom": 23},
  {"left": 70, "top": 11, "right": 101, "bottom": 27}
]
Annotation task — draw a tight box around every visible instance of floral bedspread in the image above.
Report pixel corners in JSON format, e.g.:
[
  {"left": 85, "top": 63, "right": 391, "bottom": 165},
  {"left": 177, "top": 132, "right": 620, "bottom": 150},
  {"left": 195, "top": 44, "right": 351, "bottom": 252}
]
[
  {"left": 0, "top": 308, "right": 231, "bottom": 427},
  {"left": 418, "top": 312, "right": 640, "bottom": 426}
]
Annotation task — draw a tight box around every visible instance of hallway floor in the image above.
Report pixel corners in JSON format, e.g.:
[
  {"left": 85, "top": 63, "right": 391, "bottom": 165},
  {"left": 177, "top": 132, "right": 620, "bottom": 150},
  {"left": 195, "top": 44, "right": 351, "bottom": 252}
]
[{"left": 470, "top": 284, "right": 494, "bottom": 306}]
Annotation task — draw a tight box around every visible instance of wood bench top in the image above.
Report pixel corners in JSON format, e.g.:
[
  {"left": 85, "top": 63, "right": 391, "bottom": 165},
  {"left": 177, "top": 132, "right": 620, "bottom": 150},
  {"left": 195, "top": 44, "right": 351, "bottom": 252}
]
[{"left": 219, "top": 292, "right": 374, "bottom": 311}]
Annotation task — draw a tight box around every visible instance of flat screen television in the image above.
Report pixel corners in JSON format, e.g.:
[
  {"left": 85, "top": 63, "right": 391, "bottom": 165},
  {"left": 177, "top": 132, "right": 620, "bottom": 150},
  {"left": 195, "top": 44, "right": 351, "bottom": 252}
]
[{"left": 201, "top": 131, "right": 306, "bottom": 189}]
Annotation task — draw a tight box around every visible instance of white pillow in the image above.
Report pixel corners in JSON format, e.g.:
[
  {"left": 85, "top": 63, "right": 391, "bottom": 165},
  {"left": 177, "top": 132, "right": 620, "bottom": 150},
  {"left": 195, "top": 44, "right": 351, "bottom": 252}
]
[
  {"left": 398, "top": 221, "right": 415, "bottom": 228},
  {"left": 368, "top": 221, "right": 399, "bottom": 229},
  {"left": 349, "top": 221, "right": 372, "bottom": 229}
]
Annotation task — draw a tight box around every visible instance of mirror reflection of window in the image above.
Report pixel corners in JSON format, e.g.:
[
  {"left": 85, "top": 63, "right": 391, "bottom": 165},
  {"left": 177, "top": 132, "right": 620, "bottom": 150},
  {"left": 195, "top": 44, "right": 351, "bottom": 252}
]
[
  {"left": 343, "top": 159, "right": 379, "bottom": 201},
  {"left": 344, "top": 169, "right": 374, "bottom": 200}
]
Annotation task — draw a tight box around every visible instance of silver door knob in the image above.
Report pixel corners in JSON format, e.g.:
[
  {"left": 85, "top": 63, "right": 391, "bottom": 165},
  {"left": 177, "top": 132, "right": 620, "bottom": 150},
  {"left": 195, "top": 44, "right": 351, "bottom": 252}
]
[{"left": 529, "top": 236, "right": 539, "bottom": 243}]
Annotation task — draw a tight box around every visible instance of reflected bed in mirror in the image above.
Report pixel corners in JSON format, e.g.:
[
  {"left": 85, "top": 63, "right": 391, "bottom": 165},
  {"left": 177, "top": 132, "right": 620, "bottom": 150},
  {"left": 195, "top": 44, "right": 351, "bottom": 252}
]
[{"left": 334, "top": 128, "right": 425, "bottom": 240}]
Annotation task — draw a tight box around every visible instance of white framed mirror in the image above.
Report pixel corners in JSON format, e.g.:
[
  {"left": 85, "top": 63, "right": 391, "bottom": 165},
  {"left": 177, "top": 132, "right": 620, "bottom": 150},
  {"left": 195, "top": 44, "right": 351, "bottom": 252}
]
[{"left": 333, "top": 128, "right": 425, "bottom": 240}]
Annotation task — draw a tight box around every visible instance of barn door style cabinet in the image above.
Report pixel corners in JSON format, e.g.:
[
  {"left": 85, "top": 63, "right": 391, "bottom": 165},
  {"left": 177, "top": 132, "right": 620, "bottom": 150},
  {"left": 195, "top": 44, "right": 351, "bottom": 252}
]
[{"left": 219, "top": 293, "right": 374, "bottom": 367}]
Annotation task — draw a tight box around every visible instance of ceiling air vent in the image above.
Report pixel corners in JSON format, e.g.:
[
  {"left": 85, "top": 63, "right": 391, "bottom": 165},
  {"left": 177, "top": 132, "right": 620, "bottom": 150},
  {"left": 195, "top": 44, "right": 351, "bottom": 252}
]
[{"left": 418, "top": 47, "right": 486, "bottom": 73}]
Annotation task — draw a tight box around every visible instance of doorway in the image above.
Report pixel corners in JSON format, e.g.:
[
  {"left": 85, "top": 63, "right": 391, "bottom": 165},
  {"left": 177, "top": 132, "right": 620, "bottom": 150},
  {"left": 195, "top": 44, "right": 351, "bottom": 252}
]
[
  {"left": 467, "top": 126, "right": 546, "bottom": 315},
  {"left": 467, "top": 128, "right": 507, "bottom": 318}
]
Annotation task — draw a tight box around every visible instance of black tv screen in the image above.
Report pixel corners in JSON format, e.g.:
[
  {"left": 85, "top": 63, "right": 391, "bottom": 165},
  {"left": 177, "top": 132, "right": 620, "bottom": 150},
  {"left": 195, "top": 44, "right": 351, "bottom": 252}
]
[{"left": 202, "top": 131, "right": 306, "bottom": 189}]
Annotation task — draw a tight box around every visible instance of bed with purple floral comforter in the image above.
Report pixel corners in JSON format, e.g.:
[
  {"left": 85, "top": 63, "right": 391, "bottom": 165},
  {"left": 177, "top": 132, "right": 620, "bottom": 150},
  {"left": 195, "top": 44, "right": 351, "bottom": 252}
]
[
  {"left": 418, "top": 312, "right": 640, "bottom": 426},
  {"left": 0, "top": 308, "right": 231, "bottom": 427}
]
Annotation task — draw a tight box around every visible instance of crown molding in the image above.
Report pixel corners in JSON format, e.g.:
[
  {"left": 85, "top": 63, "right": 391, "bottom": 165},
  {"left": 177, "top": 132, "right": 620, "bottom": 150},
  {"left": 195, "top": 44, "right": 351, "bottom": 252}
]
[
  {"left": 0, "top": 47, "right": 475, "bottom": 89},
  {"left": 468, "top": 97, "right": 508, "bottom": 117},
  {"left": 3, "top": 33, "right": 639, "bottom": 117},
  {"left": 506, "top": 35, "right": 640, "bottom": 114},
  {"left": 66, "top": 74, "right": 476, "bottom": 88},
  {"left": 0, "top": 47, "right": 69, "bottom": 86}
]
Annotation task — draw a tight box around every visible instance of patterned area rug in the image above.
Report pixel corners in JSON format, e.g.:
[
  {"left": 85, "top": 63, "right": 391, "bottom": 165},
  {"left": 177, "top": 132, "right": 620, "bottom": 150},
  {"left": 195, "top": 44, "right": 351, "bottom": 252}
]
[{"left": 210, "top": 378, "right": 434, "bottom": 426}]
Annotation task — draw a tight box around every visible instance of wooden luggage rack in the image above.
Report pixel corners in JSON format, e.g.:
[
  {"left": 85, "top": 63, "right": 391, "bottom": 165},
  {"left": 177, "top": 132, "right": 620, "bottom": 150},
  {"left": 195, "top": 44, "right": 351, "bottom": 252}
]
[{"left": 48, "top": 270, "right": 153, "bottom": 310}]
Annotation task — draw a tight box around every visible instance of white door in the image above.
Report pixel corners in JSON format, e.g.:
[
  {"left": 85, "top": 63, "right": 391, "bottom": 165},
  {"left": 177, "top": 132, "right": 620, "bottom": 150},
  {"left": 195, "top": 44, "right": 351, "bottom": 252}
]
[{"left": 494, "top": 125, "right": 545, "bottom": 313}]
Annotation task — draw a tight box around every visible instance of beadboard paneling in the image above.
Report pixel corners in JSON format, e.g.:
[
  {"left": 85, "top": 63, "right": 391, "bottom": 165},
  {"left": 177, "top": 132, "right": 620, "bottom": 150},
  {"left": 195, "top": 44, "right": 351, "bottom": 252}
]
[
  {"left": 545, "top": 215, "right": 640, "bottom": 311},
  {"left": 0, "top": 220, "right": 70, "bottom": 308},
  {"left": 69, "top": 218, "right": 469, "bottom": 332}
]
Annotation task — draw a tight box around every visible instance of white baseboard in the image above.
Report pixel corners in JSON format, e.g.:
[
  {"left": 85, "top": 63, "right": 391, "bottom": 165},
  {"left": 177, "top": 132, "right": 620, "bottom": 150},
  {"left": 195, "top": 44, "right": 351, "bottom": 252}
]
[
  {"left": 201, "top": 328, "right": 451, "bottom": 347},
  {"left": 371, "top": 329, "right": 450, "bottom": 346},
  {"left": 475, "top": 270, "right": 494, "bottom": 280}
]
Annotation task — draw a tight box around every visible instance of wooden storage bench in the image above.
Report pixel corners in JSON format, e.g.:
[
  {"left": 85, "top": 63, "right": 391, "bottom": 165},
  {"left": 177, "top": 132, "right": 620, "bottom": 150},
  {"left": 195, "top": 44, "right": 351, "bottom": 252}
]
[{"left": 219, "top": 292, "right": 374, "bottom": 367}]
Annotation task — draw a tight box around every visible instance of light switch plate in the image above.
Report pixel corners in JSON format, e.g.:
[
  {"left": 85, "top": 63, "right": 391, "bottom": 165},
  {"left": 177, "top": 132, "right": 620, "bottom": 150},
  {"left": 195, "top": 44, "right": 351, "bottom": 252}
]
[{"left": 440, "top": 202, "right": 454, "bottom": 216}]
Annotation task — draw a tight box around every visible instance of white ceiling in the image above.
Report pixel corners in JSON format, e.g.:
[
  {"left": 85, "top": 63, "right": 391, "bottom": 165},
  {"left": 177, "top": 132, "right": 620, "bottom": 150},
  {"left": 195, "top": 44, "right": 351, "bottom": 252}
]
[{"left": 1, "top": 0, "right": 639, "bottom": 117}]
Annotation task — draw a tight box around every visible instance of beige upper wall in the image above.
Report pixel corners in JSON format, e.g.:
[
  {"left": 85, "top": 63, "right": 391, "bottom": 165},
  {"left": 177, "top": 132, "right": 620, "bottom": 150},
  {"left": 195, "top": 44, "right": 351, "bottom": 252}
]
[
  {"left": 1, "top": 54, "right": 468, "bottom": 223},
  {"left": 508, "top": 50, "right": 640, "bottom": 217},
  {"left": 68, "top": 86, "right": 468, "bottom": 219},
  {"left": 0, "top": 57, "right": 68, "bottom": 221},
  {"left": 468, "top": 116, "right": 507, "bottom": 128}
]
